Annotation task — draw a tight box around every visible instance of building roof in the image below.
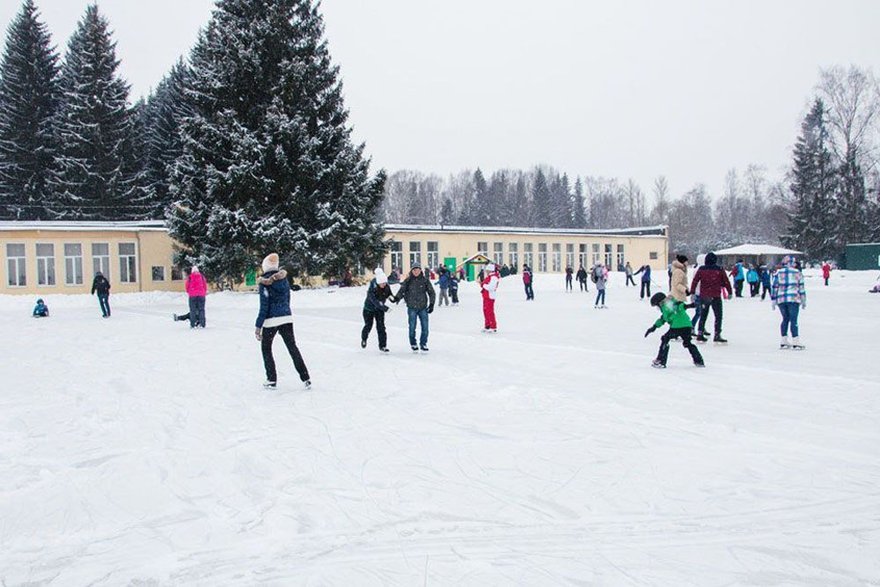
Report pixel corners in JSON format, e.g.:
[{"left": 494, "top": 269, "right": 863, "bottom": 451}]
[
  {"left": 713, "top": 244, "right": 803, "bottom": 256},
  {"left": 0, "top": 220, "right": 167, "bottom": 232},
  {"left": 384, "top": 224, "right": 667, "bottom": 237}
]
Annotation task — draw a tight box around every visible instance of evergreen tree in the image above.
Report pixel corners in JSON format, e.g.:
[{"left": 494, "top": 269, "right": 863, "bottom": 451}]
[
  {"left": 470, "top": 168, "right": 491, "bottom": 226},
  {"left": 0, "top": 0, "right": 59, "bottom": 219},
  {"left": 785, "top": 99, "right": 838, "bottom": 260},
  {"left": 530, "top": 168, "right": 550, "bottom": 227},
  {"left": 50, "top": 5, "right": 135, "bottom": 220},
  {"left": 550, "top": 173, "right": 571, "bottom": 227},
  {"left": 571, "top": 176, "right": 586, "bottom": 228},
  {"left": 167, "top": 0, "right": 386, "bottom": 285},
  {"left": 140, "top": 60, "right": 191, "bottom": 219},
  {"left": 835, "top": 152, "right": 870, "bottom": 251}
]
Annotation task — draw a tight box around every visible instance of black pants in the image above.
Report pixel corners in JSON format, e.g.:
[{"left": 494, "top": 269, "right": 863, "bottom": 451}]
[
  {"left": 362, "top": 309, "right": 387, "bottom": 348},
  {"left": 640, "top": 281, "right": 651, "bottom": 299},
  {"left": 657, "top": 327, "right": 704, "bottom": 366},
  {"left": 734, "top": 280, "right": 744, "bottom": 297},
  {"left": 97, "top": 293, "right": 110, "bottom": 317},
  {"left": 697, "top": 297, "right": 724, "bottom": 336},
  {"left": 450, "top": 289, "right": 459, "bottom": 304},
  {"left": 761, "top": 283, "right": 770, "bottom": 300},
  {"left": 188, "top": 296, "right": 206, "bottom": 327},
  {"left": 579, "top": 278, "right": 588, "bottom": 291},
  {"left": 565, "top": 276, "right": 572, "bottom": 290},
  {"left": 749, "top": 281, "right": 759, "bottom": 297},
  {"left": 524, "top": 283, "right": 534, "bottom": 299},
  {"left": 261, "top": 322, "right": 309, "bottom": 383},
  {"left": 626, "top": 275, "right": 636, "bottom": 286}
]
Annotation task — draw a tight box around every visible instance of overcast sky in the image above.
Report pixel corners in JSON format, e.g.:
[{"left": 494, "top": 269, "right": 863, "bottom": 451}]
[{"left": 3, "top": 0, "right": 880, "bottom": 200}]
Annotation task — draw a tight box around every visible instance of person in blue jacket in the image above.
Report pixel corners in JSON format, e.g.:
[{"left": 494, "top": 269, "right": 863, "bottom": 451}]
[
  {"left": 746, "top": 265, "right": 760, "bottom": 297},
  {"left": 634, "top": 264, "right": 652, "bottom": 299},
  {"left": 733, "top": 260, "right": 746, "bottom": 297},
  {"left": 437, "top": 266, "right": 451, "bottom": 306},
  {"left": 32, "top": 298, "right": 49, "bottom": 317},
  {"left": 254, "top": 253, "right": 310, "bottom": 389},
  {"left": 759, "top": 264, "right": 772, "bottom": 300}
]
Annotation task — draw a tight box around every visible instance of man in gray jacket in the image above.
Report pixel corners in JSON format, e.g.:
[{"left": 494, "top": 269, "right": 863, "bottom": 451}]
[{"left": 392, "top": 262, "right": 436, "bottom": 352}]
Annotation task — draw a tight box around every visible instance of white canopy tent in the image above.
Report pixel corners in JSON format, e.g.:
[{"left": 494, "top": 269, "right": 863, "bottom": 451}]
[{"left": 712, "top": 244, "right": 803, "bottom": 267}]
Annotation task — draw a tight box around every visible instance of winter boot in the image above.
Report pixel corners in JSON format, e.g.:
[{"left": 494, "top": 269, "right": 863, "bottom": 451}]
[
  {"left": 411, "top": 345, "right": 419, "bottom": 352},
  {"left": 780, "top": 336, "right": 791, "bottom": 349},
  {"left": 694, "top": 361, "right": 706, "bottom": 368},
  {"left": 172, "top": 313, "right": 178, "bottom": 321},
  {"left": 379, "top": 346, "right": 390, "bottom": 353},
  {"left": 791, "top": 337, "right": 805, "bottom": 350},
  {"left": 713, "top": 334, "right": 728, "bottom": 344},
  {"left": 420, "top": 345, "right": 429, "bottom": 352},
  {"left": 651, "top": 359, "right": 666, "bottom": 369},
  {"left": 695, "top": 332, "right": 708, "bottom": 343}
]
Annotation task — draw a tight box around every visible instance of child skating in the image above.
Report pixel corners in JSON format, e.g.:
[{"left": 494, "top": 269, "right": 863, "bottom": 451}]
[{"left": 644, "top": 292, "right": 705, "bottom": 369}]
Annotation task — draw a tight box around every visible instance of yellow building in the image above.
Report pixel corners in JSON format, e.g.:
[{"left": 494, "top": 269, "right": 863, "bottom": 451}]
[
  {"left": 1, "top": 221, "right": 668, "bottom": 294},
  {"left": 1, "top": 221, "right": 185, "bottom": 296},
  {"left": 382, "top": 224, "right": 668, "bottom": 279}
]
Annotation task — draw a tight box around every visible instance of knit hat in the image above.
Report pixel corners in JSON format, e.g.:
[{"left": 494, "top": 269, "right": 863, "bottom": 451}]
[
  {"left": 705, "top": 252, "right": 717, "bottom": 266},
  {"left": 650, "top": 292, "right": 666, "bottom": 306},
  {"left": 486, "top": 263, "right": 495, "bottom": 273},
  {"left": 411, "top": 261, "right": 421, "bottom": 270},
  {"left": 374, "top": 267, "right": 388, "bottom": 284},
  {"left": 676, "top": 254, "right": 688, "bottom": 264},
  {"left": 262, "top": 253, "right": 280, "bottom": 272},
  {"left": 191, "top": 265, "right": 200, "bottom": 273}
]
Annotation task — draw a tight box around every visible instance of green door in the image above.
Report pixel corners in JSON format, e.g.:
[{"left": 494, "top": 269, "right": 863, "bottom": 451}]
[{"left": 443, "top": 257, "right": 457, "bottom": 273}]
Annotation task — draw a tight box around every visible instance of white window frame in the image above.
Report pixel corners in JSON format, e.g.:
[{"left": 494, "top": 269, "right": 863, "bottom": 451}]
[
  {"left": 493, "top": 242, "right": 504, "bottom": 265},
  {"left": 389, "top": 241, "right": 403, "bottom": 271},
  {"left": 36, "top": 243, "right": 56, "bottom": 286},
  {"left": 92, "top": 243, "right": 110, "bottom": 281},
  {"left": 565, "top": 243, "right": 575, "bottom": 269},
  {"left": 6, "top": 243, "right": 26, "bottom": 287},
  {"left": 552, "top": 243, "right": 562, "bottom": 272},
  {"left": 579, "top": 244, "right": 588, "bottom": 268},
  {"left": 616, "top": 244, "right": 625, "bottom": 270},
  {"left": 538, "top": 243, "right": 548, "bottom": 273},
  {"left": 64, "top": 243, "right": 83, "bottom": 286},
  {"left": 604, "top": 244, "right": 613, "bottom": 268},
  {"left": 408, "top": 241, "right": 421, "bottom": 269},
  {"left": 592, "top": 243, "right": 601, "bottom": 266},
  {"left": 508, "top": 243, "right": 518, "bottom": 268},
  {"left": 427, "top": 241, "right": 439, "bottom": 270},
  {"left": 119, "top": 242, "right": 138, "bottom": 283},
  {"left": 523, "top": 243, "right": 533, "bottom": 269}
]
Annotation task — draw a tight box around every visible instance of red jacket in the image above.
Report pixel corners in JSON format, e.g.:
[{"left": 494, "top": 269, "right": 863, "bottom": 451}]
[
  {"left": 481, "top": 271, "right": 500, "bottom": 300},
  {"left": 186, "top": 271, "right": 208, "bottom": 297},
  {"left": 522, "top": 270, "right": 532, "bottom": 285},
  {"left": 690, "top": 265, "right": 732, "bottom": 299},
  {"left": 822, "top": 264, "right": 831, "bottom": 279}
]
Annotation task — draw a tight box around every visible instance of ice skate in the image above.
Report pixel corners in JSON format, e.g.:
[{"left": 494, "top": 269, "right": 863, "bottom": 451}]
[
  {"left": 651, "top": 359, "right": 666, "bottom": 369},
  {"left": 361, "top": 338, "right": 367, "bottom": 348},
  {"left": 411, "top": 345, "right": 419, "bottom": 352},
  {"left": 262, "top": 381, "right": 277, "bottom": 389},
  {"left": 379, "top": 346, "right": 390, "bottom": 353},
  {"left": 420, "top": 345, "right": 429, "bottom": 352},
  {"left": 779, "top": 336, "right": 791, "bottom": 349},
  {"left": 303, "top": 380, "right": 312, "bottom": 390},
  {"left": 791, "top": 337, "right": 805, "bottom": 350},
  {"left": 713, "top": 334, "right": 728, "bottom": 344}
]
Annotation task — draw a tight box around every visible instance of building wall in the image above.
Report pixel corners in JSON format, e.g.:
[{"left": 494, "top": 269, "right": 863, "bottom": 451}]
[
  {"left": 1, "top": 228, "right": 185, "bottom": 296},
  {"left": 381, "top": 229, "right": 668, "bottom": 276}
]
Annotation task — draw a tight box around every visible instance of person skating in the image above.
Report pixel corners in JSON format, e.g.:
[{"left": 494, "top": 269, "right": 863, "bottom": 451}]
[
  {"left": 522, "top": 264, "right": 534, "bottom": 300},
  {"left": 669, "top": 254, "right": 689, "bottom": 302},
  {"left": 593, "top": 263, "right": 608, "bottom": 308},
  {"left": 771, "top": 255, "right": 806, "bottom": 349},
  {"left": 634, "top": 264, "right": 652, "bottom": 299},
  {"left": 690, "top": 252, "right": 732, "bottom": 343},
  {"left": 391, "top": 262, "right": 436, "bottom": 351},
  {"left": 733, "top": 259, "right": 746, "bottom": 298},
  {"left": 576, "top": 264, "right": 588, "bottom": 292},
  {"left": 449, "top": 273, "right": 460, "bottom": 305},
  {"left": 437, "top": 266, "right": 451, "bottom": 306},
  {"left": 32, "top": 298, "right": 49, "bottom": 317},
  {"left": 746, "top": 265, "right": 759, "bottom": 297},
  {"left": 759, "top": 264, "right": 772, "bottom": 300},
  {"left": 565, "top": 266, "right": 573, "bottom": 291},
  {"left": 481, "top": 263, "right": 500, "bottom": 332},
  {"left": 91, "top": 271, "right": 111, "bottom": 318},
  {"left": 625, "top": 261, "right": 636, "bottom": 286},
  {"left": 645, "top": 292, "right": 704, "bottom": 368},
  {"left": 361, "top": 267, "right": 393, "bottom": 352},
  {"left": 185, "top": 266, "right": 208, "bottom": 328},
  {"left": 255, "top": 253, "right": 311, "bottom": 389},
  {"left": 822, "top": 261, "right": 832, "bottom": 286}
]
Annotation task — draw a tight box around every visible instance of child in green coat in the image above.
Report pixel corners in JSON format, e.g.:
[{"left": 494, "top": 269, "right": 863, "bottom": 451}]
[{"left": 645, "top": 292, "right": 704, "bottom": 369}]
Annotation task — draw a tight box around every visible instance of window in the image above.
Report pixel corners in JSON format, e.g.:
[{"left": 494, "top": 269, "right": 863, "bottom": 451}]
[
  {"left": 92, "top": 243, "right": 110, "bottom": 280},
  {"left": 6, "top": 243, "right": 26, "bottom": 287},
  {"left": 171, "top": 266, "right": 184, "bottom": 281},
  {"left": 605, "top": 244, "right": 613, "bottom": 268},
  {"left": 493, "top": 242, "right": 504, "bottom": 265},
  {"left": 36, "top": 243, "right": 55, "bottom": 286},
  {"left": 579, "top": 244, "right": 587, "bottom": 268},
  {"left": 508, "top": 243, "right": 518, "bottom": 268},
  {"left": 152, "top": 266, "right": 166, "bottom": 281},
  {"left": 409, "top": 241, "right": 421, "bottom": 269},
  {"left": 523, "top": 243, "right": 533, "bottom": 269},
  {"left": 649, "top": 251, "right": 659, "bottom": 260},
  {"left": 390, "top": 241, "right": 403, "bottom": 271},
  {"left": 616, "top": 244, "right": 625, "bottom": 270},
  {"left": 565, "top": 243, "right": 575, "bottom": 269},
  {"left": 538, "top": 243, "right": 548, "bottom": 272},
  {"left": 592, "top": 243, "right": 600, "bottom": 265},
  {"left": 552, "top": 243, "right": 561, "bottom": 272},
  {"left": 64, "top": 243, "right": 83, "bottom": 285},
  {"left": 119, "top": 242, "right": 137, "bottom": 283},
  {"left": 477, "top": 241, "right": 488, "bottom": 255},
  {"left": 426, "top": 241, "right": 439, "bottom": 270}
]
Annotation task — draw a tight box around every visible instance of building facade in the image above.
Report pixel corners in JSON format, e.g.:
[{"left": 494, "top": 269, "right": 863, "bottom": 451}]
[
  {"left": 1, "top": 221, "right": 185, "bottom": 296},
  {"left": 382, "top": 224, "right": 668, "bottom": 278}
]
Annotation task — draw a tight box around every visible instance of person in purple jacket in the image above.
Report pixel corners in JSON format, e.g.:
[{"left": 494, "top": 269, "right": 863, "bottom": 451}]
[{"left": 255, "top": 253, "right": 311, "bottom": 389}]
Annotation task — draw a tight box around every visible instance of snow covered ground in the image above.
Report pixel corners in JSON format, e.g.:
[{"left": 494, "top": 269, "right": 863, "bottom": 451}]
[{"left": 2, "top": 269, "right": 879, "bottom": 585}]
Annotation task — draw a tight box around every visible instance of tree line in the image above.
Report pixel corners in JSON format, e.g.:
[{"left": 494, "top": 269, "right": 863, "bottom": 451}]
[{"left": 1, "top": 1, "right": 878, "bottom": 268}]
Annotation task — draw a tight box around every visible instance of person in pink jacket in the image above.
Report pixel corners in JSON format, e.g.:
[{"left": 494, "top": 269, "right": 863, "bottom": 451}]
[
  {"left": 185, "top": 266, "right": 208, "bottom": 328},
  {"left": 481, "top": 263, "right": 500, "bottom": 332}
]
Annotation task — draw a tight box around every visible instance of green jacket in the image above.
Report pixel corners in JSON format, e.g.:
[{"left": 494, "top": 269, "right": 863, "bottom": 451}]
[{"left": 653, "top": 299, "right": 692, "bottom": 329}]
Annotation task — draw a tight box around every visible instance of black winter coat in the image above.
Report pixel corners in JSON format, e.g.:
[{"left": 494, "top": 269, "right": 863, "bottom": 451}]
[
  {"left": 363, "top": 279, "right": 393, "bottom": 313},
  {"left": 91, "top": 275, "right": 110, "bottom": 295},
  {"left": 394, "top": 273, "right": 436, "bottom": 310}
]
